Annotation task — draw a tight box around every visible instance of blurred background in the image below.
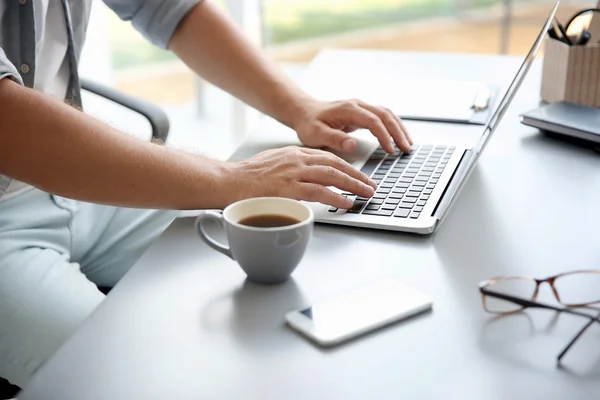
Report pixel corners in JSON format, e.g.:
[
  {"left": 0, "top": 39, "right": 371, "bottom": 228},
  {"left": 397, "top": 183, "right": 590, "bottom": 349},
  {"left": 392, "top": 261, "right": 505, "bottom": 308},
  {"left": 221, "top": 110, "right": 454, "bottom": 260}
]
[{"left": 79, "top": 0, "right": 595, "bottom": 158}]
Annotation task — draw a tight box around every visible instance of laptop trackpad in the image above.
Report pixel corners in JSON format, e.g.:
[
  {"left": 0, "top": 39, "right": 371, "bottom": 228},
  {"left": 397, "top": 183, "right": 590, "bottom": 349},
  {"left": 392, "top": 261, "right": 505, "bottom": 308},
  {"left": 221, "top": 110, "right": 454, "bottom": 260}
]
[{"left": 326, "top": 130, "right": 379, "bottom": 168}]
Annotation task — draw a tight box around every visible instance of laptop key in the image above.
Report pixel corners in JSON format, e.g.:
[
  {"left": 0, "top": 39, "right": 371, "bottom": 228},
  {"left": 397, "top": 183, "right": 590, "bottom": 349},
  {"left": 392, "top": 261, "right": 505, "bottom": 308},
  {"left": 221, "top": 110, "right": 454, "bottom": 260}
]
[
  {"left": 373, "top": 193, "right": 387, "bottom": 200},
  {"left": 405, "top": 191, "right": 420, "bottom": 198},
  {"left": 368, "top": 198, "right": 384, "bottom": 205},
  {"left": 398, "top": 202, "right": 414, "bottom": 209},
  {"left": 403, "top": 197, "right": 417, "bottom": 204},
  {"left": 423, "top": 189, "right": 433, "bottom": 195},
  {"left": 381, "top": 204, "right": 397, "bottom": 211},
  {"left": 417, "top": 200, "right": 427, "bottom": 206},
  {"left": 410, "top": 212, "right": 420, "bottom": 219},
  {"left": 347, "top": 200, "right": 367, "bottom": 213},
  {"left": 385, "top": 198, "right": 401, "bottom": 205},
  {"left": 414, "top": 206, "right": 424, "bottom": 212},
  {"left": 394, "top": 208, "right": 411, "bottom": 218},
  {"left": 363, "top": 209, "right": 394, "bottom": 217},
  {"left": 365, "top": 204, "right": 380, "bottom": 211},
  {"left": 421, "top": 195, "right": 430, "bottom": 200},
  {"left": 360, "top": 159, "right": 382, "bottom": 177}
]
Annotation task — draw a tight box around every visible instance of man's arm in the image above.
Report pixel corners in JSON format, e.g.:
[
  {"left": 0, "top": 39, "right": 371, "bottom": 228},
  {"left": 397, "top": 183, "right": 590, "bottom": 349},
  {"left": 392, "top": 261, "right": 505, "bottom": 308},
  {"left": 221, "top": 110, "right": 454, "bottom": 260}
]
[
  {"left": 0, "top": 79, "right": 374, "bottom": 210},
  {"left": 168, "top": 0, "right": 413, "bottom": 154},
  {"left": 0, "top": 78, "right": 229, "bottom": 210},
  {"left": 168, "top": 1, "right": 312, "bottom": 131}
]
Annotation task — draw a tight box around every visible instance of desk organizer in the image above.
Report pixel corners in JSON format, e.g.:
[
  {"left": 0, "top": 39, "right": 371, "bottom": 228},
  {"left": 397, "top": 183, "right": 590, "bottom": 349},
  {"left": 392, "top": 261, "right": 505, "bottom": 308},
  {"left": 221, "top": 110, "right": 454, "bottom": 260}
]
[{"left": 541, "top": 37, "right": 600, "bottom": 108}]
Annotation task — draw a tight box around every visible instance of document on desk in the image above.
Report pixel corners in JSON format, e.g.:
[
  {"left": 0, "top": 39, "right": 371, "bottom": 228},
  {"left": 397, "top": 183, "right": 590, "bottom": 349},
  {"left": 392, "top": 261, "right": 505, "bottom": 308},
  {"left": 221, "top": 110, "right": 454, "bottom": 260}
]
[{"left": 304, "top": 77, "right": 496, "bottom": 125}]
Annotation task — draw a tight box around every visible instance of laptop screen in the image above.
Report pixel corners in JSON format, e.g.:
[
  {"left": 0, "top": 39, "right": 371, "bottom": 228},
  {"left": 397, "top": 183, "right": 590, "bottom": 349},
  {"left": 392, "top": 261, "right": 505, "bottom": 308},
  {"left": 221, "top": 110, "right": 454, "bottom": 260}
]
[{"left": 471, "top": 1, "right": 559, "bottom": 160}]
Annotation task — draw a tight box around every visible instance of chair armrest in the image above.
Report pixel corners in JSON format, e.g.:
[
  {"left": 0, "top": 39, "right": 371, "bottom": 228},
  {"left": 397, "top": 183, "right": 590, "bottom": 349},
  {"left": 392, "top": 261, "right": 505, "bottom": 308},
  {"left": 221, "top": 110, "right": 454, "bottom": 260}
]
[{"left": 80, "top": 78, "right": 170, "bottom": 143}]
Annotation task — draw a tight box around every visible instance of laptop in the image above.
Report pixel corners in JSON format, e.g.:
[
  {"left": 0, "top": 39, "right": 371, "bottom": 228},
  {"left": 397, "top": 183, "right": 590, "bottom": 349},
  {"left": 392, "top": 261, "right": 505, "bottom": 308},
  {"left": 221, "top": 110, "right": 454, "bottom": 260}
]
[
  {"left": 520, "top": 101, "right": 600, "bottom": 149},
  {"left": 230, "top": 2, "right": 559, "bottom": 235}
]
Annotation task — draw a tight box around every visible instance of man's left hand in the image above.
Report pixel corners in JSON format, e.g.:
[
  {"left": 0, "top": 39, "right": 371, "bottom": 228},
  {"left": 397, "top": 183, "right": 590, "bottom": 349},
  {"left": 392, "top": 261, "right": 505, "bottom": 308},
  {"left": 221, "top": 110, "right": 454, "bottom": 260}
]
[{"left": 293, "top": 99, "right": 413, "bottom": 155}]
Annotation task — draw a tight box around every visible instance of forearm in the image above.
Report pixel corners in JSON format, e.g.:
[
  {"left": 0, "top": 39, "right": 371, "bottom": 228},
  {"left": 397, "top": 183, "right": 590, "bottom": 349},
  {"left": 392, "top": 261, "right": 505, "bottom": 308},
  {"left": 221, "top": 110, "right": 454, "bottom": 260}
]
[
  {"left": 169, "top": 0, "right": 312, "bottom": 129},
  {"left": 0, "top": 79, "right": 231, "bottom": 210}
]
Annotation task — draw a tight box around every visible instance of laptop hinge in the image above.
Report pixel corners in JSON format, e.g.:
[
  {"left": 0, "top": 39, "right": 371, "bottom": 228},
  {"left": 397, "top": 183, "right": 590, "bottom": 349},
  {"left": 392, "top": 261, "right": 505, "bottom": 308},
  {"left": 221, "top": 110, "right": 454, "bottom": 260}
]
[{"left": 432, "top": 150, "right": 475, "bottom": 222}]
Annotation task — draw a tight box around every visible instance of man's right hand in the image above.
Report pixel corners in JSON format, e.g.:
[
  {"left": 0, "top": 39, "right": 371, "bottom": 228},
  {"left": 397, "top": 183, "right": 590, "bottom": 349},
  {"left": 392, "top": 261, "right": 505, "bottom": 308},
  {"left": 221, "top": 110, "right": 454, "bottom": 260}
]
[{"left": 224, "top": 146, "right": 377, "bottom": 209}]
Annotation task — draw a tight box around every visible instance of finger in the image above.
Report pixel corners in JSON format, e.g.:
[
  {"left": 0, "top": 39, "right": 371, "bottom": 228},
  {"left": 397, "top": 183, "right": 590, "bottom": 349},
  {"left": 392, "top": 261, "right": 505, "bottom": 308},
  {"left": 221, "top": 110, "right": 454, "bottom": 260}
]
[
  {"left": 386, "top": 108, "right": 413, "bottom": 149},
  {"left": 301, "top": 166, "right": 375, "bottom": 199},
  {"left": 305, "top": 153, "right": 377, "bottom": 189},
  {"left": 317, "top": 125, "right": 359, "bottom": 154},
  {"left": 395, "top": 114, "right": 413, "bottom": 146},
  {"left": 341, "top": 125, "right": 359, "bottom": 133},
  {"left": 295, "top": 183, "right": 354, "bottom": 209},
  {"left": 357, "top": 102, "right": 411, "bottom": 152},
  {"left": 338, "top": 104, "right": 395, "bottom": 154}
]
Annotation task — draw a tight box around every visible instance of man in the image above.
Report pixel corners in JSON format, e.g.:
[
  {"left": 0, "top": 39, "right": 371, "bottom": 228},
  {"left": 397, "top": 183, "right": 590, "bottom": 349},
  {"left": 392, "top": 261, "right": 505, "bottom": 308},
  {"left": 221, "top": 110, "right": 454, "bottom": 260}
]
[{"left": 0, "top": 0, "right": 412, "bottom": 388}]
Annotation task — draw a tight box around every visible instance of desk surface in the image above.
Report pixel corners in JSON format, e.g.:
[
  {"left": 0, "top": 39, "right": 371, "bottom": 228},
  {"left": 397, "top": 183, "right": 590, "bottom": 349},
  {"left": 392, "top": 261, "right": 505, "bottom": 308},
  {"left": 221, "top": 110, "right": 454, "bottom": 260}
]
[{"left": 21, "top": 50, "right": 600, "bottom": 400}]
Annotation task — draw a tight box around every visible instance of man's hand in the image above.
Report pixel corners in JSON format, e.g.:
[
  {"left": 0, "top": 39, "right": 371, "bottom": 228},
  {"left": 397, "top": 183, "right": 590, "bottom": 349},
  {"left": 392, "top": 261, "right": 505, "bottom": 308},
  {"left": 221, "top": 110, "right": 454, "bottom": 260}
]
[
  {"left": 224, "top": 146, "right": 377, "bottom": 209},
  {"left": 170, "top": 2, "right": 412, "bottom": 155},
  {"left": 292, "top": 99, "right": 413, "bottom": 155}
]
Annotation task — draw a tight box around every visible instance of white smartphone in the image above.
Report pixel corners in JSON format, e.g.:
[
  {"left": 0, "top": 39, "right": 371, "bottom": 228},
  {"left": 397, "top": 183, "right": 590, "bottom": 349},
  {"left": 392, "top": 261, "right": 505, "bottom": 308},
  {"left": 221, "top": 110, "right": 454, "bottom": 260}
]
[{"left": 285, "top": 279, "right": 433, "bottom": 347}]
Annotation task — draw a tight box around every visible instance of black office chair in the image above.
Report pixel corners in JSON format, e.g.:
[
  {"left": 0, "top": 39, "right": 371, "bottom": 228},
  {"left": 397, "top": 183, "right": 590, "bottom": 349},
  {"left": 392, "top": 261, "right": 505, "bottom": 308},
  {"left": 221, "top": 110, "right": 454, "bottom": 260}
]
[{"left": 0, "top": 80, "right": 170, "bottom": 400}]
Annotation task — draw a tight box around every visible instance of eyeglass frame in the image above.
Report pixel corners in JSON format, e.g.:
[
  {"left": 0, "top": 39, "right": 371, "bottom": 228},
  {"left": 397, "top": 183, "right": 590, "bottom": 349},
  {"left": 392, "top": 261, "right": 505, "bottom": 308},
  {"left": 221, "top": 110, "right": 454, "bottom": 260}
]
[
  {"left": 478, "top": 269, "right": 600, "bottom": 364},
  {"left": 551, "top": 8, "right": 600, "bottom": 46}
]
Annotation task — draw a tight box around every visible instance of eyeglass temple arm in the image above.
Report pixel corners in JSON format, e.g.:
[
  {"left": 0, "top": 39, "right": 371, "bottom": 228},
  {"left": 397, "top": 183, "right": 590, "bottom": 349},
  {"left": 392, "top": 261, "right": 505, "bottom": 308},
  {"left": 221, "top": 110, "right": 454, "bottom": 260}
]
[
  {"left": 481, "top": 288, "right": 599, "bottom": 321},
  {"left": 557, "top": 310, "right": 600, "bottom": 364},
  {"left": 483, "top": 288, "right": 600, "bottom": 364}
]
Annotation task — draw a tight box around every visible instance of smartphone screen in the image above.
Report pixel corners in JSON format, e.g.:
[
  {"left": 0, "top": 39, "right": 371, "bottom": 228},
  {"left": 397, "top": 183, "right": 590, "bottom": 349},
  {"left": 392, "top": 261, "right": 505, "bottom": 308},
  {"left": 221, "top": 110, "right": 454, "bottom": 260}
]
[{"left": 287, "top": 279, "right": 432, "bottom": 346}]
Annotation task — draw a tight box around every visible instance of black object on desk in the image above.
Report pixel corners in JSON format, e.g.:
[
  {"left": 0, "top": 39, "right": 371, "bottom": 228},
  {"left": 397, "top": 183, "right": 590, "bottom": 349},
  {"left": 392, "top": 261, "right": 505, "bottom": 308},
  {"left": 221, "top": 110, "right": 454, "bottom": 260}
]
[{"left": 520, "top": 101, "right": 600, "bottom": 150}]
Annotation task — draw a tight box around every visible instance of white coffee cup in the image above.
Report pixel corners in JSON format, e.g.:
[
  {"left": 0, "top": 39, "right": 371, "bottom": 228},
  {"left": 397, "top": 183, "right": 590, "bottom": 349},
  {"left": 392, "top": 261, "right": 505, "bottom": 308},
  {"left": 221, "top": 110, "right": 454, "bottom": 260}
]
[{"left": 195, "top": 197, "right": 314, "bottom": 284}]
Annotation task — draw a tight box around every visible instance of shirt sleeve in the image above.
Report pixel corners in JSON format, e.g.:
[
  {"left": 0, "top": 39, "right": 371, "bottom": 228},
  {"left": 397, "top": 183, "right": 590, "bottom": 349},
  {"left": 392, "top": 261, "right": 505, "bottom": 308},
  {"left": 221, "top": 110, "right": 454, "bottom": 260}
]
[
  {"left": 102, "top": 0, "right": 201, "bottom": 49},
  {"left": 0, "top": 48, "right": 24, "bottom": 86}
]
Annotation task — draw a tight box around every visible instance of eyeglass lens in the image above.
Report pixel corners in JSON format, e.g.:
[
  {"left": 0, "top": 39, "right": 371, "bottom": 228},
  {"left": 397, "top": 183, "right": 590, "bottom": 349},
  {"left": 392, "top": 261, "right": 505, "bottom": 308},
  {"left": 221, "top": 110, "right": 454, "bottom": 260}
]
[
  {"left": 483, "top": 278, "right": 537, "bottom": 313},
  {"left": 566, "top": 11, "right": 595, "bottom": 42},
  {"left": 553, "top": 272, "right": 600, "bottom": 306}
]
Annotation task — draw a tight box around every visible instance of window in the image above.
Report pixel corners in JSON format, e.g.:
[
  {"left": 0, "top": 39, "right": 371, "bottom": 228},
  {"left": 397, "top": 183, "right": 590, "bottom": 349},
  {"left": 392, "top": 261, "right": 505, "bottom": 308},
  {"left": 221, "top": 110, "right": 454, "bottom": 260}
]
[{"left": 81, "top": 0, "right": 580, "bottom": 156}]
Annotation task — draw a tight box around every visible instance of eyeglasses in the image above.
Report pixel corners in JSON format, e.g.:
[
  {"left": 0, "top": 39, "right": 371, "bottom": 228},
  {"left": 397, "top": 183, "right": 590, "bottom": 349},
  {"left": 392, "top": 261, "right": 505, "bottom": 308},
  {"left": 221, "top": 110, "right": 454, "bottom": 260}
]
[
  {"left": 479, "top": 270, "right": 600, "bottom": 364},
  {"left": 550, "top": 8, "right": 600, "bottom": 46}
]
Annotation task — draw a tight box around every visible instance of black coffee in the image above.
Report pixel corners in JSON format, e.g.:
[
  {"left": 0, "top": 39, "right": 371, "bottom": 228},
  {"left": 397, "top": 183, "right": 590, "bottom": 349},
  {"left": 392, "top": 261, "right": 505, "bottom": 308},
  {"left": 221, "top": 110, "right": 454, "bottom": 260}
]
[{"left": 239, "top": 214, "right": 301, "bottom": 228}]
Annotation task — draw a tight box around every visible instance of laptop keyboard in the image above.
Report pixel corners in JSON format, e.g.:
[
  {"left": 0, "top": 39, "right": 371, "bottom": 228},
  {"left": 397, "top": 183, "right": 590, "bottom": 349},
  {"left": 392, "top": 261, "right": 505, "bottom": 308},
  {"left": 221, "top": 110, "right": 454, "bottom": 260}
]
[{"left": 330, "top": 144, "right": 454, "bottom": 218}]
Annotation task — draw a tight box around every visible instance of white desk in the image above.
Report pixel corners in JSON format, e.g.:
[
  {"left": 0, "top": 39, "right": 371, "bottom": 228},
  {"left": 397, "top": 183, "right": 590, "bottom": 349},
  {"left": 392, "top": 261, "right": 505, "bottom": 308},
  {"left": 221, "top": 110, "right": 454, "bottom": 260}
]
[{"left": 20, "top": 50, "right": 600, "bottom": 400}]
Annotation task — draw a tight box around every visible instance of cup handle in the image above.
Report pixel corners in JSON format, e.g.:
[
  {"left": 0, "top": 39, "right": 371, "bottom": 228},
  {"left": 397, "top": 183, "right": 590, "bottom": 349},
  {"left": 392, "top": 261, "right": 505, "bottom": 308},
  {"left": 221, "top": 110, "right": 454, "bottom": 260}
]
[{"left": 195, "top": 211, "right": 234, "bottom": 260}]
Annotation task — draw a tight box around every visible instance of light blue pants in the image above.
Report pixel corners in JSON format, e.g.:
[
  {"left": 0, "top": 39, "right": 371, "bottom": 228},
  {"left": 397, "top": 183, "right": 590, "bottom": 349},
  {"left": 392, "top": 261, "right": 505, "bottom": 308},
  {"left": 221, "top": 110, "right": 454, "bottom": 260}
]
[{"left": 0, "top": 188, "right": 178, "bottom": 387}]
